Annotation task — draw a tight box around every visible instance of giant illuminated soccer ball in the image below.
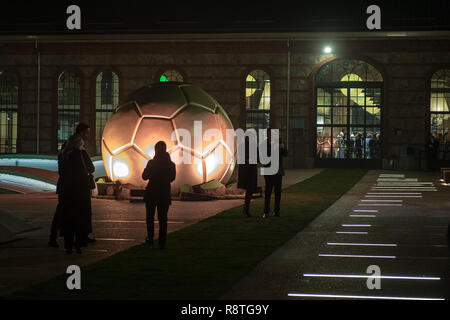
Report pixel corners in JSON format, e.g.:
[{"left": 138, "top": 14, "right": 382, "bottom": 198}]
[{"left": 101, "top": 82, "right": 236, "bottom": 193}]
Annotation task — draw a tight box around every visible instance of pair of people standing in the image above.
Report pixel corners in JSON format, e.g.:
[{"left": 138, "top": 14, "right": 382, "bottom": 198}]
[
  {"left": 48, "top": 123, "right": 95, "bottom": 254},
  {"left": 237, "top": 130, "right": 288, "bottom": 218}
]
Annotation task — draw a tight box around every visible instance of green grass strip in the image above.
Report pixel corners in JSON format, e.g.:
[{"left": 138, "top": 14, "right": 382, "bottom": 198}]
[
  {"left": 0, "top": 169, "right": 57, "bottom": 186},
  {"left": 6, "top": 168, "right": 366, "bottom": 300},
  {"left": 0, "top": 188, "right": 20, "bottom": 194}
]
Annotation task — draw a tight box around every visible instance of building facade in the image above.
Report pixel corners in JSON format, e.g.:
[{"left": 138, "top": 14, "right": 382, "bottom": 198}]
[{"left": 1, "top": 34, "right": 450, "bottom": 170}]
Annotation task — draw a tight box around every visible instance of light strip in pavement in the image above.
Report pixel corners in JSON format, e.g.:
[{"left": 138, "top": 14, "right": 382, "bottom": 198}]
[
  {"left": 303, "top": 274, "right": 440, "bottom": 280},
  {"left": 353, "top": 209, "right": 378, "bottom": 212},
  {"left": 365, "top": 195, "right": 422, "bottom": 198},
  {"left": 360, "top": 199, "right": 403, "bottom": 202},
  {"left": 377, "top": 178, "right": 418, "bottom": 181},
  {"left": 319, "top": 254, "right": 396, "bottom": 259},
  {"left": 358, "top": 204, "right": 403, "bottom": 206},
  {"left": 349, "top": 215, "right": 376, "bottom": 217},
  {"left": 367, "top": 192, "right": 422, "bottom": 195},
  {"left": 342, "top": 224, "right": 371, "bottom": 227},
  {"left": 372, "top": 185, "right": 436, "bottom": 189},
  {"left": 371, "top": 189, "right": 436, "bottom": 191},
  {"left": 327, "top": 242, "right": 397, "bottom": 247},
  {"left": 287, "top": 293, "right": 444, "bottom": 300},
  {"left": 336, "top": 231, "right": 369, "bottom": 234},
  {"left": 376, "top": 182, "right": 433, "bottom": 185},
  {"left": 379, "top": 174, "right": 405, "bottom": 177}
]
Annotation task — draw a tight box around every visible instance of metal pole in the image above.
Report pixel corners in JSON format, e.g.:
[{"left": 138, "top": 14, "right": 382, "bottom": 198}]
[
  {"left": 35, "top": 39, "right": 40, "bottom": 154},
  {"left": 286, "top": 39, "right": 291, "bottom": 148}
]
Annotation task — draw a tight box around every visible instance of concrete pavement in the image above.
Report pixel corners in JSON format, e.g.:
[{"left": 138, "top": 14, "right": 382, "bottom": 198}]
[
  {"left": 0, "top": 168, "right": 321, "bottom": 297},
  {"left": 222, "top": 170, "right": 450, "bottom": 300}
]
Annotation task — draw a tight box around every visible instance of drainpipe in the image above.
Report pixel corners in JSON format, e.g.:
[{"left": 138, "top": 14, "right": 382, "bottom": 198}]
[
  {"left": 286, "top": 39, "right": 291, "bottom": 149},
  {"left": 35, "top": 39, "right": 40, "bottom": 154}
]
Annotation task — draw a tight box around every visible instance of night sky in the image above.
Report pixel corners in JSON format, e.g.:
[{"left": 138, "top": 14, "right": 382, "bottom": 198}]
[{"left": 1, "top": 1, "right": 449, "bottom": 35}]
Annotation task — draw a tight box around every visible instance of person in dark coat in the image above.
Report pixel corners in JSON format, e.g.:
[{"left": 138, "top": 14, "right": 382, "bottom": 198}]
[
  {"left": 142, "top": 141, "right": 176, "bottom": 249},
  {"left": 355, "top": 133, "right": 364, "bottom": 159},
  {"left": 48, "top": 142, "right": 66, "bottom": 247},
  {"left": 59, "top": 134, "right": 94, "bottom": 254},
  {"left": 262, "top": 129, "right": 288, "bottom": 218},
  {"left": 237, "top": 136, "right": 258, "bottom": 217},
  {"left": 428, "top": 132, "right": 440, "bottom": 171}
]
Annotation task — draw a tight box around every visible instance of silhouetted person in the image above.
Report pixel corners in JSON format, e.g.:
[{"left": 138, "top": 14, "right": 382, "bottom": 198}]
[
  {"left": 374, "top": 133, "right": 381, "bottom": 159},
  {"left": 48, "top": 141, "right": 66, "bottom": 247},
  {"left": 428, "top": 132, "right": 440, "bottom": 171},
  {"left": 237, "top": 136, "right": 258, "bottom": 217},
  {"left": 262, "top": 130, "right": 288, "bottom": 218},
  {"left": 142, "top": 141, "right": 176, "bottom": 249},
  {"left": 347, "top": 134, "right": 355, "bottom": 159},
  {"left": 74, "top": 123, "right": 95, "bottom": 245},
  {"left": 355, "top": 133, "right": 364, "bottom": 159},
  {"left": 60, "top": 134, "right": 94, "bottom": 254}
]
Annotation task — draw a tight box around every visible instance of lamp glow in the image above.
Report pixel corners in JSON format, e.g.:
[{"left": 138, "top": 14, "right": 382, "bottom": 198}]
[
  {"left": 323, "top": 46, "right": 332, "bottom": 53},
  {"left": 113, "top": 160, "right": 130, "bottom": 178}
]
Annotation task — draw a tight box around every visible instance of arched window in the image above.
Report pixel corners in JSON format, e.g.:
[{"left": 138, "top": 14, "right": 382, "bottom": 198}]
[
  {"left": 0, "top": 70, "right": 18, "bottom": 153},
  {"left": 315, "top": 59, "right": 383, "bottom": 160},
  {"left": 430, "top": 69, "right": 450, "bottom": 160},
  {"left": 245, "top": 70, "right": 270, "bottom": 130},
  {"left": 95, "top": 71, "right": 119, "bottom": 155},
  {"left": 57, "top": 71, "right": 80, "bottom": 150},
  {"left": 159, "top": 69, "right": 184, "bottom": 82}
]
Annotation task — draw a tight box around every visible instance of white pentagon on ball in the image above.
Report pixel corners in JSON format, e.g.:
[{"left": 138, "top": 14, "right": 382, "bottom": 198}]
[{"left": 101, "top": 82, "right": 236, "bottom": 193}]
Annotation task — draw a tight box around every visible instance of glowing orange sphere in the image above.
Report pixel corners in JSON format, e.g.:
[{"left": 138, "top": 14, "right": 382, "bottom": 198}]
[{"left": 101, "top": 82, "right": 236, "bottom": 193}]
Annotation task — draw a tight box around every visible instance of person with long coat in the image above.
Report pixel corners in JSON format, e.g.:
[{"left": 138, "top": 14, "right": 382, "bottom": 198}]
[
  {"left": 48, "top": 141, "right": 65, "bottom": 247},
  {"left": 237, "top": 136, "right": 258, "bottom": 217},
  {"left": 262, "top": 132, "right": 288, "bottom": 218},
  {"left": 59, "top": 135, "right": 94, "bottom": 254},
  {"left": 142, "top": 141, "right": 176, "bottom": 249}
]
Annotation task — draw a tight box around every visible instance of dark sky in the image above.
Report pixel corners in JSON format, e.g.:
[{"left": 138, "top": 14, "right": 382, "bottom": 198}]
[{"left": 1, "top": 0, "right": 449, "bottom": 35}]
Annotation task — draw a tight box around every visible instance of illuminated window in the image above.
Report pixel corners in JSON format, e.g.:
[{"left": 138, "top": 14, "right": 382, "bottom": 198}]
[
  {"left": 0, "top": 70, "right": 18, "bottom": 154},
  {"left": 57, "top": 71, "right": 80, "bottom": 151},
  {"left": 430, "top": 69, "right": 450, "bottom": 160},
  {"left": 159, "top": 69, "right": 184, "bottom": 82},
  {"left": 245, "top": 70, "right": 270, "bottom": 130},
  {"left": 315, "top": 59, "right": 383, "bottom": 160},
  {"left": 96, "top": 71, "right": 119, "bottom": 155}
]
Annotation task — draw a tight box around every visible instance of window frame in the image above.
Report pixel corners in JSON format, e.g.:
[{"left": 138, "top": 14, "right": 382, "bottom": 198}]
[
  {"left": 0, "top": 68, "right": 20, "bottom": 154},
  {"left": 243, "top": 68, "right": 272, "bottom": 131},
  {"left": 55, "top": 69, "right": 82, "bottom": 152},
  {"left": 314, "top": 59, "right": 384, "bottom": 162},
  {"left": 93, "top": 70, "right": 120, "bottom": 155}
]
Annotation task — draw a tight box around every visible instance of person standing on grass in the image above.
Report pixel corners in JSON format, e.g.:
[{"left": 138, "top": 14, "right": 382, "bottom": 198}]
[
  {"left": 262, "top": 129, "right": 288, "bottom": 218},
  {"left": 73, "top": 123, "right": 96, "bottom": 246},
  {"left": 237, "top": 136, "right": 258, "bottom": 217},
  {"left": 48, "top": 141, "right": 66, "bottom": 247},
  {"left": 142, "top": 141, "right": 176, "bottom": 249}
]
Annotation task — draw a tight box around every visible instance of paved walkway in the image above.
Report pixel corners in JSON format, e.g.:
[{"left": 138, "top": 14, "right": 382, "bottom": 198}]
[
  {"left": 0, "top": 168, "right": 321, "bottom": 297},
  {"left": 223, "top": 170, "right": 450, "bottom": 300}
]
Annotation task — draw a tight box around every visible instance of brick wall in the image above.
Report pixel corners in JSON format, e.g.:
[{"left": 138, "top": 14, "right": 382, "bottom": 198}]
[{"left": 1, "top": 39, "right": 449, "bottom": 169}]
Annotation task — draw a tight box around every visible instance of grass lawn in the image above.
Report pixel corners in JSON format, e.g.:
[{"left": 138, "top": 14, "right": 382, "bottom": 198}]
[
  {"left": 0, "top": 188, "right": 20, "bottom": 194},
  {"left": 7, "top": 168, "right": 366, "bottom": 300}
]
